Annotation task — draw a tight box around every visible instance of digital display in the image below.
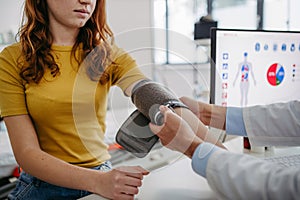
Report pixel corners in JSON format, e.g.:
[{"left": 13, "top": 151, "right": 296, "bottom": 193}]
[{"left": 210, "top": 28, "right": 300, "bottom": 107}]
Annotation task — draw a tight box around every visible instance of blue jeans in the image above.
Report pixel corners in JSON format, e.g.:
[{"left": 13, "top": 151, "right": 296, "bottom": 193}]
[{"left": 8, "top": 161, "right": 112, "bottom": 200}]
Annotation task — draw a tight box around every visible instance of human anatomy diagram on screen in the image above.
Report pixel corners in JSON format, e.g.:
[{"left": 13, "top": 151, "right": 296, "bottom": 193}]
[{"left": 233, "top": 52, "right": 256, "bottom": 107}]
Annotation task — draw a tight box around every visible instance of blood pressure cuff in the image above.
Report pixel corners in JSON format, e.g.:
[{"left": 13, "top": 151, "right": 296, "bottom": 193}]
[
  {"left": 115, "top": 80, "right": 189, "bottom": 158},
  {"left": 131, "top": 81, "right": 188, "bottom": 122},
  {"left": 115, "top": 109, "right": 159, "bottom": 158}
]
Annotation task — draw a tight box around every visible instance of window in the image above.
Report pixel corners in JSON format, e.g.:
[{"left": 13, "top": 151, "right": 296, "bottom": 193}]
[
  {"left": 264, "top": 0, "right": 300, "bottom": 31},
  {"left": 153, "top": 0, "right": 208, "bottom": 64},
  {"left": 152, "top": 0, "right": 300, "bottom": 64},
  {"left": 212, "top": 0, "right": 257, "bottom": 29}
]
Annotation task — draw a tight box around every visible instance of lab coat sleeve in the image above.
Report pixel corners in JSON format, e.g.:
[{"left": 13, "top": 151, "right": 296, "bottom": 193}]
[
  {"left": 226, "top": 107, "right": 247, "bottom": 136},
  {"left": 191, "top": 142, "right": 220, "bottom": 177},
  {"left": 243, "top": 100, "right": 300, "bottom": 146},
  {"left": 205, "top": 150, "right": 300, "bottom": 200}
]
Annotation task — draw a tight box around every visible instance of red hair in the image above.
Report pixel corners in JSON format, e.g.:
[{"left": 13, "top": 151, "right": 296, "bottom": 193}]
[{"left": 18, "top": 0, "right": 113, "bottom": 84}]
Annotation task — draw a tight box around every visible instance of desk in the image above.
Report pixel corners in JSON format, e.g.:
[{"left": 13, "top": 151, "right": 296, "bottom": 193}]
[
  {"left": 224, "top": 136, "right": 300, "bottom": 158},
  {"left": 81, "top": 156, "right": 215, "bottom": 200},
  {"left": 81, "top": 136, "right": 300, "bottom": 200}
]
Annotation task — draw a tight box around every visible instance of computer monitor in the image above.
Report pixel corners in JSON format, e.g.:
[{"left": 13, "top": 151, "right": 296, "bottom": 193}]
[{"left": 210, "top": 28, "right": 300, "bottom": 107}]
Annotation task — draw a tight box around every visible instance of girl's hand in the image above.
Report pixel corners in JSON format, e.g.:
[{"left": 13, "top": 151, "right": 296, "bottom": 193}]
[{"left": 95, "top": 166, "right": 149, "bottom": 200}]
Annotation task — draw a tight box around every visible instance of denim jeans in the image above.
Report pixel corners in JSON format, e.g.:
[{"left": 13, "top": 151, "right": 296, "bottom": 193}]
[{"left": 8, "top": 161, "right": 112, "bottom": 200}]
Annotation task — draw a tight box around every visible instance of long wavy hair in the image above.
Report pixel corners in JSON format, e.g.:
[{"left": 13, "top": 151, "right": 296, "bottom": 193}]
[{"left": 18, "top": 0, "right": 113, "bottom": 84}]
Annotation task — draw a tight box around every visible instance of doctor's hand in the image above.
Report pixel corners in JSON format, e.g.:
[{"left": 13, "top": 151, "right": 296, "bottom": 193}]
[
  {"left": 149, "top": 106, "right": 203, "bottom": 158},
  {"left": 180, "top": 96, "right": 227, "bottom": 130}
]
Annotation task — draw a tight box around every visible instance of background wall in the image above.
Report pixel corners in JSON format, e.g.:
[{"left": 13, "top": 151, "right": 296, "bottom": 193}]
[
  {"left": 0, "top": 0, "right": 209, "bottom": 112},
  {"left": 106, "top": 0, "right": 157, "bottom": 110},
  {"left": 0, "top": 0, "right": 23, "bottom": 50},
  {"left": 0, "top": 0, "right": 23, "bottom": 33},
  {"left": 107, "top": 0, "right": 209, "bottom": 111}
]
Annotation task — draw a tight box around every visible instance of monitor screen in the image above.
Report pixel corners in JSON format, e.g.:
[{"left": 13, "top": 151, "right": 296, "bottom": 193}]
[{"left": 210, "top": 28, "right": 300, "bottom": 107}]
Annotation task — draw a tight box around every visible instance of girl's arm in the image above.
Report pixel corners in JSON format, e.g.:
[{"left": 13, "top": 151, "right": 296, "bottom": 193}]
[{"left": 4, "top": 114, "right": 148, "bottom": 200}]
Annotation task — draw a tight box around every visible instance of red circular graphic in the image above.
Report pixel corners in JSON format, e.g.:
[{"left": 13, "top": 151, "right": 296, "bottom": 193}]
[{"left": 267, "top": 63, "right": 285, "bottom": 86}]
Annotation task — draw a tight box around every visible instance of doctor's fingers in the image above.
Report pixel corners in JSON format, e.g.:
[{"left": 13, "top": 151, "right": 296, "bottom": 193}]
[
  {"left": 180, "top": 96, "right": 213, "bottom": 126},
  {"left": 149, "top": 106, "right": 174, "bottom": 134},
  {"left": 151, "top": 108, "right": 194, "bottom": 144},
  {"left": 180, "top": 96, "right": 205, "bottom": 117}
]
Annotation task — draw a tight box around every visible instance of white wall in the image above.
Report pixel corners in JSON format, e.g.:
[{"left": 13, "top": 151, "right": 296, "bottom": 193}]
[
  {"left": 107, "top": 0, "right": 153, "bottom": 71},
  {"left": 0, "top": 0, "right": 23, "bottom": 33},
  {"left": 0, "top": 0, "right": 23, "bottom": 51},
  {"left": 106, "top": 0, "right": 154, "bottom": 110},
  {"left": 0, "top": 0, "right": 154, "bottom": 110}
]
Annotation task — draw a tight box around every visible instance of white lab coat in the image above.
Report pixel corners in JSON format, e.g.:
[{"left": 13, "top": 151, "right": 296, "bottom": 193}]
[{"left": 206, "top": 100, "right": 300, "bottom": 200}]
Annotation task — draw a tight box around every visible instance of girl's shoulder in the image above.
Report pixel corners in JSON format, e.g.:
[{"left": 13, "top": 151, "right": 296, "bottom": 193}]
[{"left": 0, "top": 42, "right": 22, "bottom": 57}]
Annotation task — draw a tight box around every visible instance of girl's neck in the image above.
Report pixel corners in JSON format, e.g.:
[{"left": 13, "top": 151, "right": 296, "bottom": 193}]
[{"left": 50, "top": 23, "right": 79, "bottom": 46}]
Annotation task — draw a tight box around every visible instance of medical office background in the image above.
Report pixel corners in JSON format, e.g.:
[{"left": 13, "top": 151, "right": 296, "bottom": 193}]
[
  {"left": 0, "top": 0, "right": 300, "bottom": 167},
  {"left": 1, "top": 0, "right": 300, "bottom": 108}
]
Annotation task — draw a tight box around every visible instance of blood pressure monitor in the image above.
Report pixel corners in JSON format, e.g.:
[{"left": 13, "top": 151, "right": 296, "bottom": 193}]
[{"left": 116, "top": 109, "right": 159, "bottom": 158}]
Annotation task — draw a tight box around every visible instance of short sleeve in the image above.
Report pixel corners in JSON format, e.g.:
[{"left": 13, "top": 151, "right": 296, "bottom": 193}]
[
  {"left": 0, "top": 44, "right": 28, "bottom": 117},
  {"left": 109, "top": 44, "right": 147, "bottom": 94}
]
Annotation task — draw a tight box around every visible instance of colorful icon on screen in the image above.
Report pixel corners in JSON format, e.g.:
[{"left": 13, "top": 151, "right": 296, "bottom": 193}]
[
  {"left": 222, "top": 83, "right": 228, "bottom": 89},
  {"left": 291, "top": 44, "right": 295, "bottom": 52},
  {"left": 255, "top": 43, "right": 260, "bottom": 52},
  {"left": 222, "top": 73, "right": 228, "bottom": 80},
  {"left": 222, "top": 92, "right": 227, "bottom": 99},
  {"left": 222, "top": 63, "right": 228, "bottom": 70},
  {"left": 223, "top": 53, "right": 229, "bottom": 60},
  {"left": 273, "top": 44, "right": 278, "bottom": 51},
  {"left": 267, "top": 63, "right": 285, "bottom": 86},
  {"left": 281, "top": 44, "right": 287, "bottom": 51}
]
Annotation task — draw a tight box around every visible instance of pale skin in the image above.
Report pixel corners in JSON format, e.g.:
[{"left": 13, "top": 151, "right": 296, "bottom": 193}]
[
  {"left": 172, "top": 106, "right": 226, "bottom": 149},
  {"left": 180, "top": 96, "right": 227, "bottom": 131},
  {"left": 149, "top": 106, "right": 203, "bottom": 158},
  {"left": 4, "top": 0, "right": 149, "bottom": 200},
  {"left": 149, "top": 96, "right": 228, "bottom": 158}
]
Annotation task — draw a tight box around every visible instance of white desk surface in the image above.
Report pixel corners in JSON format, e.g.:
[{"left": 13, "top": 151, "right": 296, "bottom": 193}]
[
  {"left": 81, "top": 136, "right": 300, "bottom": 200},
  {"left": 81, "top": 156, "right": 215, "bottom": 200}
]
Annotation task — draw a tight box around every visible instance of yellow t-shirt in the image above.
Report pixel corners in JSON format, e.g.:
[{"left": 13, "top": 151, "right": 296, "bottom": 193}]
[{"left": 0, "top": 42, "right": 146, "bottom": 167}]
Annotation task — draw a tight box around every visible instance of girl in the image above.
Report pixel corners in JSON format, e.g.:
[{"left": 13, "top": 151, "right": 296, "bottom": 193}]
[{"left": 0, "top": 0, "right": 149, "bottom": 199}]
